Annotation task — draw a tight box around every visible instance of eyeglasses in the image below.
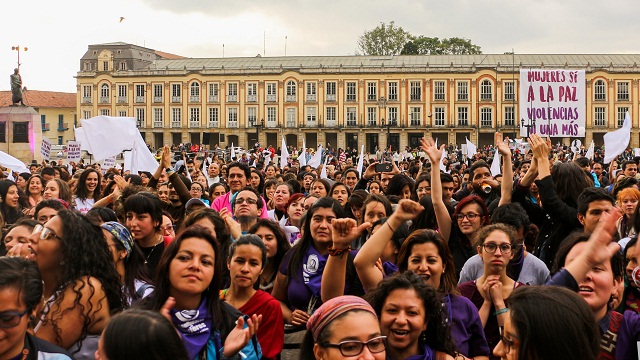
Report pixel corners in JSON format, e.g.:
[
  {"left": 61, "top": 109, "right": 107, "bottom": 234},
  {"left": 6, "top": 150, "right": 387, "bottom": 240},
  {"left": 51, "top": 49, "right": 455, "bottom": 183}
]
[
  {"left": 323, "top": 336, "right": 387, "bottom": 357},
  {"left": 417, "top": 187, "right": 431, "bottom": 193},
  {"left": 0, "top": 310, "right": 29, "bottom": 328},
  {"left": 482, "top": 242, "right": 513, "bottom": 254},
  {"left": 32, "top": 224, "right": 62, "bottom": 241},
  {"left": 499, "top": 328, "right": 519, "bottom": 354},
  {"left": 235, "top": 198, "right": 258, "bottom": 205},
  {"left": 456, "top": 213, "right": 480, "bottom": 221}
]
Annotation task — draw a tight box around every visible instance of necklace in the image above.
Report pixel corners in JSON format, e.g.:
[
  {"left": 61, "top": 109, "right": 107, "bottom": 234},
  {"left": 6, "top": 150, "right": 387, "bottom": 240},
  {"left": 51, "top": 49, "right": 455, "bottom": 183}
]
[{"left": 144, "top": 236, "right": 164, "bottom": 264}]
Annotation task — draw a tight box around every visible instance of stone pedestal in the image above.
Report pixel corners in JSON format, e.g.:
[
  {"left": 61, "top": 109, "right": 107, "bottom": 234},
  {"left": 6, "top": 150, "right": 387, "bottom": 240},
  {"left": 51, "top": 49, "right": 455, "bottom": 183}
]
[{"left": 0, "top": 106, "right": 42, "bottom": 163}]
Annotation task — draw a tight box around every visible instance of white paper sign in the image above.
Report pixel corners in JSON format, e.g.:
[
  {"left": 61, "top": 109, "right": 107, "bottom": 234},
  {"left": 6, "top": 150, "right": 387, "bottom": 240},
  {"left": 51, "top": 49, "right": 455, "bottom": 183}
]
[
  {"left": 101, "top": 157, "right": 116, "bottom": 172},
  {"left": 519, "top": 69, "right": 586, "bottom": 138},
  {"left": 40, "top": 137, "right": 51, "bottom": 161},
  {"left": 67, "top": 142, "right": 81, "bottom": 162}
]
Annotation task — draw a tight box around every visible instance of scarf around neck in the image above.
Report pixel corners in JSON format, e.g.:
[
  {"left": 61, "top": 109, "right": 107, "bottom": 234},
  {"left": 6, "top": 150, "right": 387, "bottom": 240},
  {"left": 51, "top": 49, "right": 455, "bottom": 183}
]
[{"left": 170, "top": 297, "right": 213, "bottom": 360}]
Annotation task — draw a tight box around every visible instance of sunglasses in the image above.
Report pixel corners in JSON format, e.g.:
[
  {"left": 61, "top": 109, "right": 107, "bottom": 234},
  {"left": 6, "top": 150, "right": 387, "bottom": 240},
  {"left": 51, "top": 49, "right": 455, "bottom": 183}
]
[{"left": 32, "top": 224, "right": 62, "bottom": 241}]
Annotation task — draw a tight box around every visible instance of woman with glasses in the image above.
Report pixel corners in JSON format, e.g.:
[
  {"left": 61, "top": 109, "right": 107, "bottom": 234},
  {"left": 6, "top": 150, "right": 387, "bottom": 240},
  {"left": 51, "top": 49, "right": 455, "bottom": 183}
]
[
  {"left": 301, "top": 295, "right": 386, "bottom": 360},
  {"left": 493, "top": 286, "right": 599, "bottom": 360},
  {"left": 189, "top": 182, "right": 209, "bottom": 206},
  {"left": 28, "top": 210, "right": 125, "bottom": 359},
  {"left": 458, "top": 224, "right": 524, "bottom": 360},
  {"left": 0, "top": 257, "right": 73, "bottom": 360},
  {"left": 365, "top": 272, "right": 456, "bottom": 360}
]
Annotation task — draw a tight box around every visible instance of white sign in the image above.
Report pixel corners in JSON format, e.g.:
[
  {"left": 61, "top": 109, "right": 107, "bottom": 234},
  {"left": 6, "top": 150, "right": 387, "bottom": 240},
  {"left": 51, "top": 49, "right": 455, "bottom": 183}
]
[
  {"left": 101, "top": 157, "right": 116, "bottom": 172},
  {"left": 67, "top": 141, "right": 81, "bottom": 162},
  {"left": 40, "top": 137, "right": 51, "bottom": 161},
  {"left": 519, "top": 69, "right": 586, "bottom": 138}
]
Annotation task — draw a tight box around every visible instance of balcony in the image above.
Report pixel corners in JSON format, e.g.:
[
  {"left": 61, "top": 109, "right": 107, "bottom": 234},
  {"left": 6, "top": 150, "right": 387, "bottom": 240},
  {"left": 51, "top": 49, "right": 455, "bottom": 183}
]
[
  {"left": 266, "top": 94, "right": 277, "bottom": 102},
  {"left": 171, "top": 121, "right": 181, "bottom": 128},
  {"left": 247, "top": 95, "right": 257, "bottom": 102},
  {"left": 434, "top": 94, "right": 445, "bottom": 101},
  {"left": 410, "top": 120, "right": 422, "bottom": 126},
  {"left": 171, "top": 96, "right": 181, "bottom": 103},
  {"left": 367, "top": 121, "right": 377, "bottom": 127},
  {"left": 189, "top": 121, "right": 201, "bottom": 128},
  {"left": 286, "top": 121, "right": 297, "bottom": 128},
  {"left": 154, "top": 121, "right": 164, "bottom": 128},
  {"left": 57, "top": 123, "right": 69, "bottom": 131},
  {"left": 135, "top": 96, "right": 145, "bottom": 103},
  {"left": 410, "top": 96, "right": 421, "bottom": 102},
  {"left": 99, "top": 97, "right": 109, "bottom": 104},
  {"left": 306, "top": 121, "right": 317, "bottom": 127},
  {"left": 266, "top": 121, "right": 277, "bottom": 128},
  {"left": 208, "top": 121, "right": 219, "bottom": 128},
  {"left": 346, "top": 96, "right": 357, "bottom": 102},
  {"left": 190, "top": 95, "right": 200, "bottom": 102},
  {"left": 136, "top": 120, "right": 144, "bottom": 128},
  {"left": 285, "top": 95, "right": 296, "bottom": 102},
  {"left": 153, "top": 96, "right": 163, "bottom": 103},
  {"left": 42, "top": 123, "right": 50, "bottom": 132},
  {"left": 209, "top": 95, "right": 219, "bottom": 102},
  {"left": 82, "top": 97, "right": 92, "bottom": 104},
  {"left": 434, "top": 121, "right": 446, "bottom": 127},
  {"left": 326, "top": 120, "right": 338, "bottom": 127},
  {"left": 458, "top": 120, "right": 469, "bottom": 126},
  {"left": 117, "top": 96, "right": 127, "bottom": 103},
  {"left": 227, "top": 95, "right": 238, "bottom": 102},
  {"left": 346, "top": 121, "right": 358, "bottom": 127},
  {"left": 480, "top": 121, "right": 493, "bottom": 128},
  {"left": 326, "top": 94, "right": 336, "bottom": 101},
  {"left": 306, "top": 94, "right": 317, "bottom": 102},
  {"left": 594, "top": 120, "right": 606, "bottom": 128},
  {"left": 228, "top": 121, "right": 238, "bottom": 129}
]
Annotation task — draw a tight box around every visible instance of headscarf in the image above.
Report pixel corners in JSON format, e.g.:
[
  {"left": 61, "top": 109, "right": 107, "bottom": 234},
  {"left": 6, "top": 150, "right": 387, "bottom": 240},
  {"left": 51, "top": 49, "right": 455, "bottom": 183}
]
[
  {"left": 100, "top": 221, "right": 134, "bottom": 260},
  {"left": 306, "top": 295, "right": 377, "bottom": 342}
]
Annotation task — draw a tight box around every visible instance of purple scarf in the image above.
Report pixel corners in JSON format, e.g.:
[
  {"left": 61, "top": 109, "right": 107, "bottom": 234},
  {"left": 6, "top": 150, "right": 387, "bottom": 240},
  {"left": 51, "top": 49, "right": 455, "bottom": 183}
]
[
  {"left": 171, "top": 298, "right": 212, "bottom": 360},
  {"left": 302, "top": 246, "right": 327, "bottom": 298}
]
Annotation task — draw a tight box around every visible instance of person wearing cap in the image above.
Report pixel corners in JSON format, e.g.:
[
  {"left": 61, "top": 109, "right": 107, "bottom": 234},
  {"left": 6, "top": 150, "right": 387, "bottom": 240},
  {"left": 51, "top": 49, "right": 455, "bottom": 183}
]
[
  {"left": 100, "top": 221, "right": 153, "bottom": 306},
  {"left": 299, "top": 295, "right": 386, "bottom": 359}
]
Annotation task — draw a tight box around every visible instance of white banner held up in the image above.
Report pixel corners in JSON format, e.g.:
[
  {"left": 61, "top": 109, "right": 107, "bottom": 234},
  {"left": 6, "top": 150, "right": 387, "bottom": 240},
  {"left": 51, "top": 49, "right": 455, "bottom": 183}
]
[
  {"left": 519, "top": 69, "right": 586, "bottom": 138},
  {"left": 67, "top": 142, "right": 81, "bottom": 162},
  {"left": 40, "top": 137, "right": 51, "bottom": 161}
]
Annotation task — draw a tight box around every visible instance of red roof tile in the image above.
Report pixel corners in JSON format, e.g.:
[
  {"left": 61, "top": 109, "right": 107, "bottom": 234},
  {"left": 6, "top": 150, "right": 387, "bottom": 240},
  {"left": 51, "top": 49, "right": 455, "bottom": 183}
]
[{"left": 0, "top": 90, "right": 76, "bottom": 108}]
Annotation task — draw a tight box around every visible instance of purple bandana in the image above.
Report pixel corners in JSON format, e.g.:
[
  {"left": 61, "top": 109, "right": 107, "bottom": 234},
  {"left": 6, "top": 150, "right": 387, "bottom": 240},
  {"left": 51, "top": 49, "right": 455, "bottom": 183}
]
[
  {"left": 302, "top": 246, "right": 328, "bottom": 298},
  {"left": 171, "top": 297, "right": 213, "bottom": 359}
]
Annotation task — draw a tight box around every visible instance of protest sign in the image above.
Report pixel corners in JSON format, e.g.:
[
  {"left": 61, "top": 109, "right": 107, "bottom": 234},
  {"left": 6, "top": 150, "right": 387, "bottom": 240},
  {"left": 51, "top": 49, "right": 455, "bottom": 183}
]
[
  {"left": 101, "top": 157, "right": 116, "bottom": 172},
  {"left": 67, "top": 141, "right": 81, "bottom": 162},
  {"left": 40, "top": 137, "right": 51, "bottom": 161}
]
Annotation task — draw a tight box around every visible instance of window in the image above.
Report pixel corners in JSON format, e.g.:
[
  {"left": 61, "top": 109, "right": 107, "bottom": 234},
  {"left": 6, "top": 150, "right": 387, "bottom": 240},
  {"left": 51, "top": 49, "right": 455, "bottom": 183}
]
[
  {"left": 367, "top": 82, "right": 377, "bottom": 101},
  {"left": 189, "top": 108, "right": 200, "bottom": 127},
  {"left": 190, "top": 82, "right": 200, "bottom": 102},
  {"left": 286, "top": 108, "right": 297, "bottom": 127},
  {"left": 171, "top": 83, "right": 181, "bottom": 102},
  {"left": 266, "top": 107, "right": 277, "bottom": 127},
  {"left": 325, "top": 107, "right": 337, "bottom": 126},
  {"left": 326, "top": 82, "right": 337, "bottom": 101},
  {"left": 118, "top": 110, "right": 127, "bottom": 117},
  {"left": 266, "top": 82, "right": 277, "bottom": 102},
  {"left": 227, "top": 108, "right": 238, "bottom": 128},
  {"left": 99, "top": 109, "right": 110, "bottom": 116},
  {"left": 617, "top": 82, "right": 630, "bottom": 101},
  {"left": 286, "top": 80, "right": 297, "bottom": 101},
  {"left": 306, "top": 107, "right": 317, "bottom": 126},
  {"left": 504, "top": 106, "right": 515, "bottom": 126},
  {"left": 82, "top": 110, "right": 92, "bottom": 120},
  {"left": 83, "top": 62, "right": 92, "bottom": 71},
  {"left": 457, "top": 81, "right": 468, "bottom": 101},
  {"left": 41, "top": 115, "right": 47, "bottom": 132},
  {"left": 410, "top": 81, "right": 421, "bottom": 101},
  {"left": 13, "top": 122, "right": 28, "bottom": 143},
  {"left": 153, "top": 84, "right": 163, "bottom": 102},
  {"left": 387, "top": 107, "right": 398, "bottom": 125},
  {"left": 481, "top": 108, "right": 493, "bottom": 127},
  {"left": 58, "top": 136, "right": 63, "bottom": 145},
  {"left": 410, "top": 107, "right": 421, "bottom": 126},
  {"left": 434, "top": 81, "right": 445, "bottom": 101},
  {"left": 117, "top": 84, "right": 127, "bottom": 103},
  {"left": 618, "top": 107, "right": 629, "bottom": 127},
  {"left": 119, "top": 61, "right": 127, "bottom": 71},
  {"left": 594, "top": 107, "right": 606, "bottom": 127},
  {"left": 306, "top": 82, "right": 317, "bottom": 101},
  {"left": 135, "top": 84, "right": 145, "bottom": 103},
  {"left": 170, "top": 108, "right": 180, "bottom": 127},
  {"left": 100, "top": 84, "right": 110, "bottom": 103},
  {"left": 247, "top": 83, "right": 257, "bottom": 102},
  {"left": 346, "top": 82, "right": 357, "bottom": 102},
  {"left": 346, "top": 107, "right": 357, "bottom": 126},
  {"left": 433, "top": 107, "right": 445, "bottom": 126},
  {"left": 480, "top": 80, "right": 493, "bottom": 101},
  {"left": 388, "top": 82, "right": 398, "bottom": 101},
  {"left": 208, "top": 108, "right": 219, "bottom": 128},
  {"left": 227, "top": 83, "right": 238, "bottom": 102},
  {"left": 457, "top": 107, "right": 469, "bottom": 126},
  {"left": 102, "top": 61, "right": 109, "bottom": 71},
  {"left": 504, "top": 82, "right": 515, "bottom": 101},
  {"left": 367, "top": 107, "right": 377, "bottom": 126},
  {"left": 82, "top": 85, "right": 92, "bottom": 103},
  {"left": 594, "top": 80, "right": 606, "bottom": 101},
  {"left": 247, "top": 107, "right": 257, "bottom": 127},
  {"left": 154, "top": 108, "right": 164, "bottom": 128},
  {"left": 135, "top": 108, "right": 145, "bottom": 128},
  {"left": 209, "top": 83, "right": 219, "bottom": 102},
  {"left": 0, "top": 122, "right": 5, "bottom": 143}
]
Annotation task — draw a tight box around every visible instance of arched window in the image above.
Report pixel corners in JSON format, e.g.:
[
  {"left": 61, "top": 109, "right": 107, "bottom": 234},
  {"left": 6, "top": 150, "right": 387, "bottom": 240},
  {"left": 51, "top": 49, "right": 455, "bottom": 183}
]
[
  {"left": 286, "top": 80, "right": 297, "bottom": 97},
  {"left": 190, "top": 82, "right": 200, "bottom": 99},
  {"left": 594, "top": 79, "right": 606, "bottom": 101},
  {"left": 480, "top": 80, "right": 493, "bottom": 101},
  {"left": 100, "top": 84, "right": 110, "bottom": 103}
]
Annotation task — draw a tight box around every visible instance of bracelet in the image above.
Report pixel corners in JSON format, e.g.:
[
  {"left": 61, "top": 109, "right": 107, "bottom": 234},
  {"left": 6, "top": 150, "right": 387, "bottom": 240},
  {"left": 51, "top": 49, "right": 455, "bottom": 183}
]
[
  {"left": 327, "top": 245, "right": 351, "bottom": 258},
  {"left": 386, "top": 222, "right": 396, "bottom": 233},
  {"left": 494, "top": 307, "right": 509, "bottom": 316}
]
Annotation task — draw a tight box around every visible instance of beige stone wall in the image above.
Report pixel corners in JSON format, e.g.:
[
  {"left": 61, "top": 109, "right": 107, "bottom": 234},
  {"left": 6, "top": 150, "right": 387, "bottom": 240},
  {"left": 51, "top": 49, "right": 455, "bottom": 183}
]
[{"left": 0, "top": 106, "right": 43, "bottom": 164}]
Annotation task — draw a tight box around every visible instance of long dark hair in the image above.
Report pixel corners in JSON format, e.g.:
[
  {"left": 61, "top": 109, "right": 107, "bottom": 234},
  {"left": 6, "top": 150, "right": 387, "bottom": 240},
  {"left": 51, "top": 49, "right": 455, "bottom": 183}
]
[
  {"left": 551, "top": 162, "right": 594, "bottom": 207},
  {"left": 0, "top": 180, "right": 23, "bottom": 226},
  {"left": 365, "top": 271, "right": 457, "bottom": 356},
  {"left": 46, "top": 210, "right": 125, "bottom": 349},
  {"left": 75, "top": 168, "right": 102, "bottom": 201},
  {"left": 385, "top": 173, "right": 414, "bottom": 197},
  {"left": 250, "top": 169, "right": 265, "bottom": 194},
  {"left": 286, "top": 197, "right": 345, "bottom": 282},
  {"left": 248, "top": 218, "right": 291, "bottom": 280}
]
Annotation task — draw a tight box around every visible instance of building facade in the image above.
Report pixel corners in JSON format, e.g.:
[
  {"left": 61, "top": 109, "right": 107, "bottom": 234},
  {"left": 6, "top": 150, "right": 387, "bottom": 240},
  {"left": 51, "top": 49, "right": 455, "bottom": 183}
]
[{"left": 77, "top": 43, "right": 640, "bottom": 152}]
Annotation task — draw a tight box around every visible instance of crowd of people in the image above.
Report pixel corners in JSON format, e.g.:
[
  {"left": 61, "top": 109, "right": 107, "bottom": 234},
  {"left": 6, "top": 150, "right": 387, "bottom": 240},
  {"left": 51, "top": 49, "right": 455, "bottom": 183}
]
[{"left": 1, "top": 132, "right": 640, "bottom": 360}]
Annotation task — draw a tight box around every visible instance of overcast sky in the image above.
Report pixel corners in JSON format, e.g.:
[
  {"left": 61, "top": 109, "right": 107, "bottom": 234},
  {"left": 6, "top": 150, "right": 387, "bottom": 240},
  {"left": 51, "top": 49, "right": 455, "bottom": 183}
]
[{"left": 2, "top": 0, "right": 640, "bottom": 94}]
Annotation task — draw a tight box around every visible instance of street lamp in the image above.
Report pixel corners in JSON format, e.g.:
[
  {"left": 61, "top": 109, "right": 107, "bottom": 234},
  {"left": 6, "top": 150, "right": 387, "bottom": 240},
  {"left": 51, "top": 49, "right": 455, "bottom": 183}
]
[
  {"left": 250, "top": 118, "right": 264, "bottom": 148},
  {"left": 11, "top": 45, "right": 28, "bottom": 69},
  {"left": 378, "top": 96, "right": 388, "bottom": 150}
]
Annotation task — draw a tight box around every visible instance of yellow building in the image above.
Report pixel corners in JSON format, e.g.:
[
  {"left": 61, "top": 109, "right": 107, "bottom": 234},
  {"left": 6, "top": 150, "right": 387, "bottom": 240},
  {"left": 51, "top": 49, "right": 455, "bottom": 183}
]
[
  {"left": 0, "top": 90, "right": 76, "bottom": 145},
  {"left": 76, "top": 42, "right": 640, "bottom": 152}
]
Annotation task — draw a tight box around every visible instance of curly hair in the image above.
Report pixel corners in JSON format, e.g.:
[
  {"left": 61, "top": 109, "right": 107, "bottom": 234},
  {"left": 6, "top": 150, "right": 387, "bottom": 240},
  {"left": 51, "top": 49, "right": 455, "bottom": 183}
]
[
  {"left": 44, "top": 210, "right": 125, "bottom": 351},
  {"left": 364, "top": 271, "right": 457, "bottom": 357}
]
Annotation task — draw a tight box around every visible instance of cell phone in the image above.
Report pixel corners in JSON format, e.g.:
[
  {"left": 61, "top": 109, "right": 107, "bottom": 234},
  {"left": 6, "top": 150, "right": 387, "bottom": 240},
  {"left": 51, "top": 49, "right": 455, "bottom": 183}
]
[{"left": 375, "top": 163, "right": 392, "bottom": 173}]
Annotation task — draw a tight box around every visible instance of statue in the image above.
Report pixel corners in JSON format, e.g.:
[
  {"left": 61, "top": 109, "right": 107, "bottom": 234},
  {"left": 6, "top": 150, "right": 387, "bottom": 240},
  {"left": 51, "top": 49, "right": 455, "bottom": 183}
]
[{"left": 10, "top": 68, "right": 24, "bottom": 106}]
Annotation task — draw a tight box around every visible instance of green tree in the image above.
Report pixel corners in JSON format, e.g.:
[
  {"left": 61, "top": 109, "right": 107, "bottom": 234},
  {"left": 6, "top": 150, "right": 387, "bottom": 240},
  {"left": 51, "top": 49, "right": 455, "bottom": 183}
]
[
  {"left": 357, "top": 21, "right": 411, "bottom": 56},
  {"left": 440, "top": 37, "right": 482, "bottom": 55},
  {"left": 401, "top": 35, "right": 482, "bottom": 55}
]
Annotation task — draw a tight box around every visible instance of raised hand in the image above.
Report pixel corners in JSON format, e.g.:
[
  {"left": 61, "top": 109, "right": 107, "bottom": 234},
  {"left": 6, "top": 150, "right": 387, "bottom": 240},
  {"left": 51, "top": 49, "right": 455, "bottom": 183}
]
[
  {"left": 495, "top": 132, "right": 511, "bottom": 157},
  {"left": 331, "top": 218, "right": 371, "bottom": 249},
  {"left": 390, "top": 199, "right": 425, "bottom": 223},
  {"left": 223, "top": 314, "right": 262, "bottom": 357},
  {"left": 420, "top": 137, "right": 443, "bottom": 165}
]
